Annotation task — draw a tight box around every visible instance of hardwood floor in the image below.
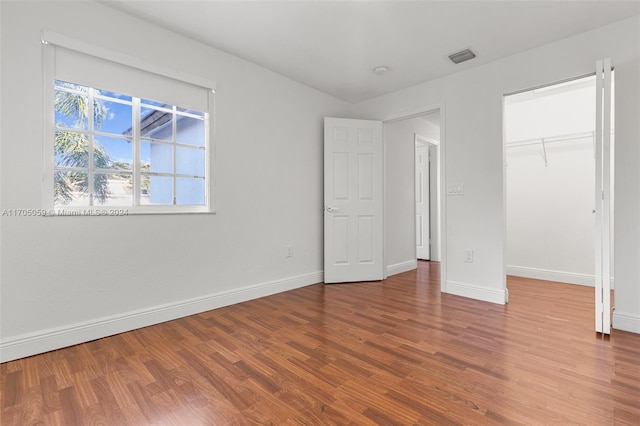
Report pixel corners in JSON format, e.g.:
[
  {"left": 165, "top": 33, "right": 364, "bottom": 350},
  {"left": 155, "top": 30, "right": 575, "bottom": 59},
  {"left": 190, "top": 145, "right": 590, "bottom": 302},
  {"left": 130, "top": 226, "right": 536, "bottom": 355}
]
[{"left": 2, "top": 261, "right": 639, "bottom": 425}]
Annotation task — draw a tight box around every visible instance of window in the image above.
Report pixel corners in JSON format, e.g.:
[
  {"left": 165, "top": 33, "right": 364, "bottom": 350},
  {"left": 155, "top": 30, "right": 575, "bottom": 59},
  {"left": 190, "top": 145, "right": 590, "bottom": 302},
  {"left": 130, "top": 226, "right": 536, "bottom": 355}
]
[
  {"left": 54, "top": 81, "right": 208, "bottom": 208},
  {"left": 43, "top": 32, "right": 214, "bottom": 214}
]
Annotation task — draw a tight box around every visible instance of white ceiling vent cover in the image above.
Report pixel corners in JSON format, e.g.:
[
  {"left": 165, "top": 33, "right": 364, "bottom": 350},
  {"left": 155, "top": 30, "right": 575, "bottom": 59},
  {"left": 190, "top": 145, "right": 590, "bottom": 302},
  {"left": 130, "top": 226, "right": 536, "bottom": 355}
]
[{"left": 448, "top": 48, "right": 477, "bottom": 64}]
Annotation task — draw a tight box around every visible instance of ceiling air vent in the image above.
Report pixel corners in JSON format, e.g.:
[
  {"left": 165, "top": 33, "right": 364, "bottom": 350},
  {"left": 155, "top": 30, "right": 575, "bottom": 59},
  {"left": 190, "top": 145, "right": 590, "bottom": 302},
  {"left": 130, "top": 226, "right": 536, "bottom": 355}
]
[{"left": 448, "top": 48, "right": 477, "bottom": 64}]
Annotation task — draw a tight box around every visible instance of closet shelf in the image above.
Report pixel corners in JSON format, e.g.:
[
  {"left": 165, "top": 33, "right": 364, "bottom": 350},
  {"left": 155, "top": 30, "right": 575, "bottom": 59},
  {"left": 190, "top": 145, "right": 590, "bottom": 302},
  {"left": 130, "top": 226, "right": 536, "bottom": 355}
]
[
  {"left": 505, "top": 131, "right": 599, "bottom": 148},
  {"left": 505, "top": 130, "right": 615, "bottom": 167}
]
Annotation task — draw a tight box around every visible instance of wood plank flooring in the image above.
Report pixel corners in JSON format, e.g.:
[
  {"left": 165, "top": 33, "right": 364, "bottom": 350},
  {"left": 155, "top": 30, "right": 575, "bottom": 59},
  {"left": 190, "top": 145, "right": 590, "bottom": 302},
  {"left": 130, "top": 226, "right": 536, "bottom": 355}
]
[{"left": 2, "top": 261, "right": 639, "bottom": 425}]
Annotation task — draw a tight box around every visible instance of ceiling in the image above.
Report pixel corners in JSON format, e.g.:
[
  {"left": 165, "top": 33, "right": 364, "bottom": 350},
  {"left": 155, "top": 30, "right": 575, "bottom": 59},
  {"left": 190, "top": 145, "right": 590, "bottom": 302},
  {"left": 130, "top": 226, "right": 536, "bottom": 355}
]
[{"left": 102, "top": 1, "right": 640, "bottom": 103}]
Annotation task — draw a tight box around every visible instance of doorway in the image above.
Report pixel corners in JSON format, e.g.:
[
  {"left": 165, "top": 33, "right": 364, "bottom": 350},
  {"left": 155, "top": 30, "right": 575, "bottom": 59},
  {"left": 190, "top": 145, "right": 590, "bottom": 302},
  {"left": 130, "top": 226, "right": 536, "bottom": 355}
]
[
  {"left": 504, "top": 71, "right": 614, "bottom": 331},
  {"left": 415, "top": 130, "right": 440, "bottom": 262},
  {"left": 383, "top": 109, "right": 442, "bottom": 278}
]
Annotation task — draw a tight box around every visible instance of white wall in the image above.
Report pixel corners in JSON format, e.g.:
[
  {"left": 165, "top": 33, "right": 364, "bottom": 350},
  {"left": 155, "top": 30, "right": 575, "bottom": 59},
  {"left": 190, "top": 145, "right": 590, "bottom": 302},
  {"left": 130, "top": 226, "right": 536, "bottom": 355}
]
[
  {"left": 421, "top": 114, "right": 441, "bottom": 142},
  {"left": 0, "top": 1, "right": 351, "bottom": 361},
  {"left": 354, "top": 16, "right": 640, "bottom": 325},
  {"left": 506, "top": 140, "right": 596, "bottom": 284}
]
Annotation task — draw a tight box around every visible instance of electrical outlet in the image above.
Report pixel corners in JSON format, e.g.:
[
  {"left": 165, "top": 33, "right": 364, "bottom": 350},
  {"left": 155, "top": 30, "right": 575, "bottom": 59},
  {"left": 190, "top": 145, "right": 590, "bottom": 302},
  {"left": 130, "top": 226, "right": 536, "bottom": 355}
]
[
  {"left": 464, "top": 249, "right": 474, "bottom": 263},
  {"left": 285, "top": 245, "right": 293, "bottom": 258}
]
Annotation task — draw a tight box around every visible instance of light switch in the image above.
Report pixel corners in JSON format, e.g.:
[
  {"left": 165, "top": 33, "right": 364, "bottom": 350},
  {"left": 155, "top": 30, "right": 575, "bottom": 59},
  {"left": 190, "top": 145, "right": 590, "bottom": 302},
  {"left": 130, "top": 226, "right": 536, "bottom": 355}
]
[
  {"left": 447, "top": 184, "right": 464, "bottom": 195},
  {"left": 464, "top": 249, "right": 474, "bottom": 263}
]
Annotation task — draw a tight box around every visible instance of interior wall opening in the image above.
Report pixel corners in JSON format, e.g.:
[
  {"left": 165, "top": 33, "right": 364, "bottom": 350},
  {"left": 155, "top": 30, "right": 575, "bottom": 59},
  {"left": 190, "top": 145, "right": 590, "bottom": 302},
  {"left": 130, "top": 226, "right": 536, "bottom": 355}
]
[
  {"left": 383, "top": 109, "right": 442, "bottom": 278},
  {"left": 504, "top": 73, "right": 615, "bottom": 312},
  {"left": 414, "top": 114, "right": 441, "bottom": 263}
]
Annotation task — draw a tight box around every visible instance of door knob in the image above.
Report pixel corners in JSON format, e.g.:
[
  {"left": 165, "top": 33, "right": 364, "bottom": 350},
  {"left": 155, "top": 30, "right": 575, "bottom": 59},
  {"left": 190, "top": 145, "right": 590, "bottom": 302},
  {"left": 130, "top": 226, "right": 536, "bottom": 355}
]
[{"left": 326, "top": 206, "right": 340, "bottom": 212}]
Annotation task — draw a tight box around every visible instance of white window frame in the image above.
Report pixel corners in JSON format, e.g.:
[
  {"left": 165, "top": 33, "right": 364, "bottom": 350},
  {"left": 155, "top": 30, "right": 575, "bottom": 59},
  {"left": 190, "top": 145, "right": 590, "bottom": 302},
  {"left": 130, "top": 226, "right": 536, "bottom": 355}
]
[{"left": 42, "top": 31, "right": 216, "bottom": 215}]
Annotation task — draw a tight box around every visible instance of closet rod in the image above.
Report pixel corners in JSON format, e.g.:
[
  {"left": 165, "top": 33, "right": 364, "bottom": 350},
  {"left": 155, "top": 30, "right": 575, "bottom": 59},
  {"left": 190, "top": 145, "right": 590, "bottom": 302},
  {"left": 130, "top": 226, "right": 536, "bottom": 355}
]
[{"left": 506, "top": 131, "right": 599, "bottom": 148}]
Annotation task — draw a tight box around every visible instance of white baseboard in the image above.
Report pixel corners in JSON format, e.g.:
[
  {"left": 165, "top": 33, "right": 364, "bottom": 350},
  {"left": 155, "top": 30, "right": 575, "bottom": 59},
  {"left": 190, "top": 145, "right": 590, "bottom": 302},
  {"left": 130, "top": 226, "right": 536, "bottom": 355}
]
[
  {"left": 0, "top": 271, "right": 323, "bottom": 363},
  {"left": 444, "top": 280, "right": 507, "bottom": 305},
  {"left": 386, "top": 260, "right": 418, "bottom": 277},
  {"left": 613, "top": 310, "right": 640, "bottom": 334},
  {"left": 507, "top": 265, "right": 614, "bottom": 289}
]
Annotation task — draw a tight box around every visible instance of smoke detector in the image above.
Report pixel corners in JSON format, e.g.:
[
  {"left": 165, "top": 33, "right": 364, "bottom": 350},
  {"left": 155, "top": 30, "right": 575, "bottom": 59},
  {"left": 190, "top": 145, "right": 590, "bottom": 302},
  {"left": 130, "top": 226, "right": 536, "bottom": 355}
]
[{"left": 448, "top": 48, "right": 477, "bottom": 64}]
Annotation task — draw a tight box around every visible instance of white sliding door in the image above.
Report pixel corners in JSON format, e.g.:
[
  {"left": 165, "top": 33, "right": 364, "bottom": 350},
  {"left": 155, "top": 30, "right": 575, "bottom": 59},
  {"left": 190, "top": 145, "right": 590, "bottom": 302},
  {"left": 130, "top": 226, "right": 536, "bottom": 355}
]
[{"left": 595, "top": 58, "right": 613, "bottom": 334}]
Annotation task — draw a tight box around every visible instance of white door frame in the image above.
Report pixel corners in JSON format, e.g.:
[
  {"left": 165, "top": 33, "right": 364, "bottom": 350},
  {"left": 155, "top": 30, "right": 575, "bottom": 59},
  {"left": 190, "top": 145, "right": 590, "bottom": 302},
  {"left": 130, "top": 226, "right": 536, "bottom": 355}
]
[{"left": 382, "top": 105, "right": 447, "bottom": 291}]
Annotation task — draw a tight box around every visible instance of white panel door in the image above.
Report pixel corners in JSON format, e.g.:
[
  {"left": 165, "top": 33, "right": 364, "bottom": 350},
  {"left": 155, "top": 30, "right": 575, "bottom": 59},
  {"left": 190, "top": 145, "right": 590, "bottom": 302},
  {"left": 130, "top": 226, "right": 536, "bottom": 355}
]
[
  {"left": 595, "top": 58, "right": 613, "bottom": 334},
  {"left": 416, "top": 144, "right": 430, "bottom": 260},
  {"left": 324, "top": 118, "right": 384, "bottom": 283}
]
